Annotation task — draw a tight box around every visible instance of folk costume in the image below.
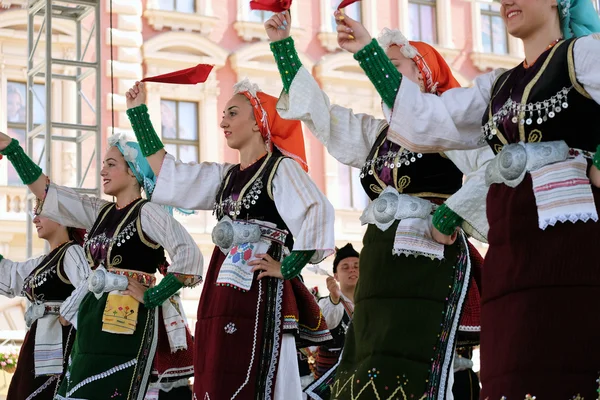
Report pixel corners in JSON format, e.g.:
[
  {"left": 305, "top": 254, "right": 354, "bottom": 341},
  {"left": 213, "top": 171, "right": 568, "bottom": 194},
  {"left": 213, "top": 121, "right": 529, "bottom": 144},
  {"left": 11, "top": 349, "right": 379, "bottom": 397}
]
[
  {"left": 0, "top": 137, "right": 204, "bottom": 400},
  {"left": 0, "top": 237, "right": 88, "bottom": 400},
  {"left": 271, "top": 30, "right": 488, "bottom": 400},
  {"left": 126, "top": 80, "right": 335, "bottom": 400},
  {"left": 354, "top": 0, "right": 600, "bottom": 397}
]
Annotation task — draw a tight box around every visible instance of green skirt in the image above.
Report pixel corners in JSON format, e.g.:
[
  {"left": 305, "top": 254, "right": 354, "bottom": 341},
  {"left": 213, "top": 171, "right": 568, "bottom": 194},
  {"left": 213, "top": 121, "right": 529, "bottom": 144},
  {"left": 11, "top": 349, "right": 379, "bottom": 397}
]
[
  {"left": 332, "top": 221, "right": 469, "bottom": 400},
  {"left": 55, "top": 292, "right": 158, "bottom": 400}
]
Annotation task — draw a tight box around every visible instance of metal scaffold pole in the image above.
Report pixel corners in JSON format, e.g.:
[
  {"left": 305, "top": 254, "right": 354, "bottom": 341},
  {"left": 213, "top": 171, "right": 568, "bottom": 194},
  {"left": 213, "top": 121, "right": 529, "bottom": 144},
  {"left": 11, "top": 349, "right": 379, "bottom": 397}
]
[{"left": 25, "top": 0, "right": 102, "bottom": 257}]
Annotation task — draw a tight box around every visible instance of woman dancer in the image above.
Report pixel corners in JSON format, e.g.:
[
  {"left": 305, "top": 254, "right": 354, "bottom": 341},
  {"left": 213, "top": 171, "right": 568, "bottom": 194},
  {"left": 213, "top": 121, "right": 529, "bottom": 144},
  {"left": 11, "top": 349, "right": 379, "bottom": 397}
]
[
  {"left": 124, "top": 77, "right": 335, "bottom": 399},
  {"left": 0, "top": 131, "right": 202, "bottom": 400},
  {"left": 332, "top": 0, "right": 600, "bottom": 397},
  {"left": 0, "top": 214, "right": 88, "bottom": 400},
  {"left": 265, "top": 12, "right": 490, "bottom": 400}
]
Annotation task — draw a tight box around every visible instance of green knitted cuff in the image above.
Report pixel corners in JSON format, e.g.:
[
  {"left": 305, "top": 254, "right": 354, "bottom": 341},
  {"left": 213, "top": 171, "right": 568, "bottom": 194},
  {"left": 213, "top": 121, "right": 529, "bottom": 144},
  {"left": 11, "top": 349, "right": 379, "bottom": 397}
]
[
  {"left": 143, "top": 273, "right": 183, "bottom": 309},
  {"left": 126, "top": 104, "right": 164, "bottom": 157},
  {"left": 594, "top": 144, "right": 600, "bottom": 170},
  {"left": 270, "top": 37, "right": 302, "bottom": 93},
  {"left": 281, "top": 250, "right": 316, "bottom": 280},
  {"left": 354, "top": 39, "right": 402, "bottom": 109},
  {"left": 0, "top": 139, "right": 42, "bottom": 185},
  {"left": 0, "top": 254, "right": 3, "bottom": 262},
  {"left": 432, "top": 203, "right": 463, "bottom": 236}
]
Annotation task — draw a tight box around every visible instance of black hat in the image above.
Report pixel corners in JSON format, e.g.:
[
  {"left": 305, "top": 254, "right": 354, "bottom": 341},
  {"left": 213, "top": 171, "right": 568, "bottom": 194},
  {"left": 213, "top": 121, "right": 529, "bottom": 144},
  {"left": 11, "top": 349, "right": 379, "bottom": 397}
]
[{"left": 333, "top": 243, "right": 359, "bottom": 273}]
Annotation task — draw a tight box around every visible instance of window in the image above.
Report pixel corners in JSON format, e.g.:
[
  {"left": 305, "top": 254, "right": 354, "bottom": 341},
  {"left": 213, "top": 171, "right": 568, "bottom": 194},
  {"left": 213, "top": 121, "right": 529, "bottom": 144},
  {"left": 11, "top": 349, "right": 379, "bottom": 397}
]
[
  {"left": 327, "top": 0, "right": 361, "bottom": 32},
  {"left": 6, "top": 81, "right": 46, "bottom": 185},
  {"left": 160, "top": 99, "right": 199, "bottom": 163},
  {"left": 480, "top": 3, "right": 508, "bottom": 54},
  {"left": 408, "top": 0, "right": 437, "bottom": 43},
  {"left": 242, "top": 1, "right": 274, "bottom": 23},
  {"left": 156, "top": 0, "right": 195, "bottom": 13},
  {"left": 337, "top": 165, "right": 369, "bottom": 210}
]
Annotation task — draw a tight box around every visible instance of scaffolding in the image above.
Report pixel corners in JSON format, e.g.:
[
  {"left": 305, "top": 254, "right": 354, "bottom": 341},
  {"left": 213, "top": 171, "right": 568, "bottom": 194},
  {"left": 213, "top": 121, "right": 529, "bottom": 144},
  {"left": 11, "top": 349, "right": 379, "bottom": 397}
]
[{"left": 25, "top": 0, "right": 102, "bottom": 256}]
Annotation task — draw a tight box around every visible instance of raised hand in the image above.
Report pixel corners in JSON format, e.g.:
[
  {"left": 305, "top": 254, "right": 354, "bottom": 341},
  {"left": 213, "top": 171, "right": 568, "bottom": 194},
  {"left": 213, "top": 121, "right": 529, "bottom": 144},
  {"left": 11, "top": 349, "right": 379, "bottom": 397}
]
[
  {"left": 125, "top": 81, "right": 147, "bottom": 110},
  {"left": 326, "top": 276, "right": 342, "bottom": 303},
  {"left": 334, "top": 9, "right": 372, "bottom": 54},
  {"left": 264, "top": 11, "right": 291, "bottom": 42}
]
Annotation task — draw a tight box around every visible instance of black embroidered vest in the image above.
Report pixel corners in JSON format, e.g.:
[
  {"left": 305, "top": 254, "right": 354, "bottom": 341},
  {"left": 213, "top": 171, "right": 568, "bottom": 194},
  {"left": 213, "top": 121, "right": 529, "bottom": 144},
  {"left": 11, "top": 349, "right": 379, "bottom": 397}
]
[{"left": 483, "top": 38, "right": 600, "bottom": 154}]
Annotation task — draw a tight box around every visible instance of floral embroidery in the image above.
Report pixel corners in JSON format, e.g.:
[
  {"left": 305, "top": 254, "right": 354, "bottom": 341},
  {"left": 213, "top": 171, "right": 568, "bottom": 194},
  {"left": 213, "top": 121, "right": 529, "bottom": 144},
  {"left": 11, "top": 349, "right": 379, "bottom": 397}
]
[{"left": 224, "top": 323, "right": 237, "bottom": 334}]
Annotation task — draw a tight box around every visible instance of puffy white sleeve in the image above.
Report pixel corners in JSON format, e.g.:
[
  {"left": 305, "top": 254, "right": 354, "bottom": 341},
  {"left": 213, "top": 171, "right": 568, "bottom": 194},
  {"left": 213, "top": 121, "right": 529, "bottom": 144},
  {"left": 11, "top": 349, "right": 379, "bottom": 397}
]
[
  {"left": 152, "top": 154, "right": 234, "bottom": 211},
  {"left": 140, "top": 202, "right": 203, "bottom": 287},
  {"left": 272, "top": 158, "right": 335, "bottom": 263},
  {"left": 386, "top": 69, "right": 506, "bottom": 153},
  {"left": 574, "top": 34, "right": 600, "bottom": 104},
  {"left": 40, "top": 183, "right": 108, "bottom": 230},
  {"left": 277, "top": 67, "right": 387, "bottom": 169},
  {"left": 318, "top": 296, "right": 345, "bottom": 330},
  {"left": 0, "top": 255, "right": 45, "bottom": 298},
  {"left": 443, "top": 147, "right": 496, "bottom": 242},
  {"left": 59, "top": 245, "right": 91, "bottom": 327}
]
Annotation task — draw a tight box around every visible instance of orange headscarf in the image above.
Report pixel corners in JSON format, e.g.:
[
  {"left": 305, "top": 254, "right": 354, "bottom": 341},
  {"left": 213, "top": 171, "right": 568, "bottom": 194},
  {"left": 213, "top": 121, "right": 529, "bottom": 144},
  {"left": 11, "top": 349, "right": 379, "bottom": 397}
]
[
  {"left": 378, "top": 28, "right": 460, "bottom": 95},
  {"left": 233, "top": 79, "right": 308, "bottom": 172}
]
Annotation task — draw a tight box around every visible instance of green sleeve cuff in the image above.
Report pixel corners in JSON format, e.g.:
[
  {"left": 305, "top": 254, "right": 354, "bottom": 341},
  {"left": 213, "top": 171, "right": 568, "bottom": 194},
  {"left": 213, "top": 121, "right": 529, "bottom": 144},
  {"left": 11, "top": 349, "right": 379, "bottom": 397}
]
[
  {"left": 354, "top": 39, "right": 402, "bottom": 109},
  {"left": 143, "top": 273, "right": 183, "bottom": 309},
  {"left": 432, "top": 203, "right": 463, "bottom": 236},
  {"left": 0, "top": 139, "right": 42, "bottom": 185},
  {"left": 270, "top": 37, "right": 302, "bottom": 93},
  {"left": 126, "top": 104, "right": 165, "bottom": 157},
  {"left": 594, "top": 144, "right": 600, "bottom": 170},
  {"left": 0, "top": 255, "right": 3, "bottom": 262},
  {"left": 281, "top": 250, "right": 316, "bottom": 280}
]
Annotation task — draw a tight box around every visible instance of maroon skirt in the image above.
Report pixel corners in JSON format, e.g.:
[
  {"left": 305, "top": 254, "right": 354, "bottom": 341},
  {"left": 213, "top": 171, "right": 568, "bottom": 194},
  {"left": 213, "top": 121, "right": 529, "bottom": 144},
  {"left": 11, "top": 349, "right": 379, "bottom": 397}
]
[
  {"left": 8, "top": 321, "right": 75, "bottom": 400},
  {"left": 193, "top": 247, "right": 330, "bottom": 399},
  {"left": 481, "top": 175, "right": 600, "bottom": 399}
]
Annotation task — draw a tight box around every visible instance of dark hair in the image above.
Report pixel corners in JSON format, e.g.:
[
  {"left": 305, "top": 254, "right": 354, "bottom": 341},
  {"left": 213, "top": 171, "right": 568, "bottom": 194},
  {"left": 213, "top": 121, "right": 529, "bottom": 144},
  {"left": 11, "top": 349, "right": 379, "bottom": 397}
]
[{"left": 67, "top": 227, "right": 87, "bottom": 246}]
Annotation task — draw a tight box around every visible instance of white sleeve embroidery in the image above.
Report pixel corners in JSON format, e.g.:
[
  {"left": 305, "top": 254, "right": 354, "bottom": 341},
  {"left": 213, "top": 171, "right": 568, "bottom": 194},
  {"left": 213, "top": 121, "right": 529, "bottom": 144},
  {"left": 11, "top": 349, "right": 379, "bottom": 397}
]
[{"left": 272, "top": 158, "right": 335, "bottom": 263}]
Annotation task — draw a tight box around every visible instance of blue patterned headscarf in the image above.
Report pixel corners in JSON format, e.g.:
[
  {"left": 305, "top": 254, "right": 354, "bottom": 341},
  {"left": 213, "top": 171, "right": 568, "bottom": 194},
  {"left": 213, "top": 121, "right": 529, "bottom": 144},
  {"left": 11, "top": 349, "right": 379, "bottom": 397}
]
[
  {"left": 557, "top": 0, "right": 600, "bottom": 38},
  {"left": 108, "top": 134, "right": 194, "bottom": 216}
]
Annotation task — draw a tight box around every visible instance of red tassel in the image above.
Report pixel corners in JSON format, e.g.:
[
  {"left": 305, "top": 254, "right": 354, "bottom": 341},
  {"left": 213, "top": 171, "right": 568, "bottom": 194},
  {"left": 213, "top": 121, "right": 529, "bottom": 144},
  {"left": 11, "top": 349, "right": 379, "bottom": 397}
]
[
  {"left": 249, "top": 0, "right": 291, "bottom": 12},
  {"left": 337, "top": 0, "right": 360, "bottom": 9},
  {"left": 141, "top": 64, "right": 214, "bottom": 85}
]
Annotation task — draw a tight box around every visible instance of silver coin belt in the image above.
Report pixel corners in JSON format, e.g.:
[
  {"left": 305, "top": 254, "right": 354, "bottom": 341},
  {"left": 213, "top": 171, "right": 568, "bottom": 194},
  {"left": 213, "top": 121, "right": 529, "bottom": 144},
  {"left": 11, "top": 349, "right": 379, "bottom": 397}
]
[{"left": 481, "top": 86, "right": 573, "bottom": 144}]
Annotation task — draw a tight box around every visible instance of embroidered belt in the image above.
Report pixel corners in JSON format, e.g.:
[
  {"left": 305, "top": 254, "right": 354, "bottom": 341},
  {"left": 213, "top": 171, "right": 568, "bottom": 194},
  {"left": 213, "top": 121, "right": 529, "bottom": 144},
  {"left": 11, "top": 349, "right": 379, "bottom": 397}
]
[
  {"left": 25, "top": 301, "right": 63, "bottom": 328},
  {"left": 485, "top": 141, "right": 594, "bottom": 187},
  {"left": 360, "top": 186, "right": 445, "bottom": 260},
  {"left": 89, "top": 266, "right": 156, "bottom": 296},
  {"left": 212, "top": 216, "right": 287, "bottom": 254},
  {"left": 485, "top": 141, "right": 598, "bottom": 230},
  {"left": 214, "top": 218, "right": 288, "bottom": 292},
  {"left": 360, "top": 186, "right": 433, "bottom": 231}
]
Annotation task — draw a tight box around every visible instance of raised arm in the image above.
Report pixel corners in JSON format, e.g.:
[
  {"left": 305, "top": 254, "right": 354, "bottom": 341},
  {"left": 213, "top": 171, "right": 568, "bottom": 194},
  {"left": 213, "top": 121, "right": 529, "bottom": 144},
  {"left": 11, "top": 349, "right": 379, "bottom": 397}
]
[
  {"left": 332, "top": 12, "right": 503, "bottom": 152},
  {"left": 265, "top": 13, "right": 386, "bottom": 169},
  {"left": 0, "top": 254, "right": 45, "bottom": 298}
]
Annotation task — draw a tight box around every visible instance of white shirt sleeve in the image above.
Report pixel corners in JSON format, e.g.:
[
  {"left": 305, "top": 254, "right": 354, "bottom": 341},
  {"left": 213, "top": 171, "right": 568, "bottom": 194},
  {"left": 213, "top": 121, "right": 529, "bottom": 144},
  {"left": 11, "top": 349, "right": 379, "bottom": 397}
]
[
  {"left": 152, "top": 154, "right": 234, "bottom": 211},
  {"left": 444, "top": 147, "right": 496, "bottom": 242},
  {"left": 140, "top": 202, "right": 203, "bottom": 286},
  {"left": 272, "top": 158, "right": 336, "bottom": 263},
  {"left": 0, "top": 255, "right": 45, "bottom": 298},
  {"left": 40, "top": 183, "right": 108, "bottom": 230},
  {"left": 277, "top": 67, "right": 387, "bottom": 169},
  {"left": 573, "top": 34, "right": 600, "bottom": 104},
  {"left": 59, "top": 245, "right": 91, "bottom": 327},
  {"left": 386, "top": 69, "right": 506, "bottom": 153},
  {"left": 318, "top": 296, "right": 344, "bottom": 329}
]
